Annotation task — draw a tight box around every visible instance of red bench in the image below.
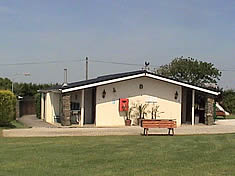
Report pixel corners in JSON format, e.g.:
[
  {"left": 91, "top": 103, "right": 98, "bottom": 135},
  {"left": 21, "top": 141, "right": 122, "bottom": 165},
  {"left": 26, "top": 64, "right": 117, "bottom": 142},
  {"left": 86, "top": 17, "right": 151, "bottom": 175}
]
[
  {"left": 216, "top": 111, "right": 226, "bottom": 118},
  {"left": 141, "top": 119, "right": 177, "bottom": 136}
]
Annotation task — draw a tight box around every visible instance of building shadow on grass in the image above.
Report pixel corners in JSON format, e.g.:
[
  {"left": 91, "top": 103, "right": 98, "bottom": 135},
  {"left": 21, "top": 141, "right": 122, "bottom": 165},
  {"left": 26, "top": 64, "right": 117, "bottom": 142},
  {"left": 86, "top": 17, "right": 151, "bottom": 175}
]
[
  {"left": 0, "top": 124, "right": 17, "bottom": 129},
  {"left": 0, "top": 120, "right": 25, "bottom": 129}
]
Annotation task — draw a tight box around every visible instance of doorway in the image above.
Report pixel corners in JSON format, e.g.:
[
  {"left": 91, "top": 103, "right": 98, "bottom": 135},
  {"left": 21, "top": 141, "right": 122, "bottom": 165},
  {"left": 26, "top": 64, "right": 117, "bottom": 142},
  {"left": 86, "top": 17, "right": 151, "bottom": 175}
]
[
  {"left": 84, "top": 87, "right": 96, "bottom": 124},
  {"left": 181, "top": 88, "right": 192, "bottom": 124},
  {"left": 195, "top": 92, "right": 206, "bottom": 124}
]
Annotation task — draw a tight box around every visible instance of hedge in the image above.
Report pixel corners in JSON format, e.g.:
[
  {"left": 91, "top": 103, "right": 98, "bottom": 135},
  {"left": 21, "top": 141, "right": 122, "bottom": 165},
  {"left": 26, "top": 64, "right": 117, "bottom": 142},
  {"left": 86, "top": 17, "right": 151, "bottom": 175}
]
[{"left": 0, "top": 90, "right": 16, "bottom": 126}]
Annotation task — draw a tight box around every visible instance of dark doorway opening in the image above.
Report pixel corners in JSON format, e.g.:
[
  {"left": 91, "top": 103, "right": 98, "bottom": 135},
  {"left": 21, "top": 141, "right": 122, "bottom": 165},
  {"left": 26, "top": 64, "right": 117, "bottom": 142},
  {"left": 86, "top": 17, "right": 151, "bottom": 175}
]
[
  {"left": 181, "top": 88, "right": 207, "bottom": 125},
  {"left": 84, "top": 87, "right": 96, "bottom": 125},
  {"left": 181, "top": 88, "right": 192, "bottom": 124},
  {"left": 195, "top": 92, "right": 206, "bottom": 124}
]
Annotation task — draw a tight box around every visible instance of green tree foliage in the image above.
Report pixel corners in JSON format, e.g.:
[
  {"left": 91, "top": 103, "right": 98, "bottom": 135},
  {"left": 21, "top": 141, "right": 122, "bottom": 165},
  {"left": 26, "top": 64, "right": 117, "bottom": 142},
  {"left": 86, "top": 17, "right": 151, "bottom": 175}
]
[
  {"left": 0, "top": 90, "right": 16, "bottom": 126},
  {"left": 0, "top": 78, "right": 12, "bottom": 90},
  {"left": 221, "top": 89, "right": 235, "bottom": 114},
  {"left": 156, "top": 57, "right": 221, "bottom": 86},
  {"left": 0, "top": 78, "right": 56, "bottom": 120},
  {"left": 34, "top": 93, "right": 41, "bottom": 118},
  {"left": 13, "top": 83, "right": 53, "bottom": 97},
  {"left": 0, "top": 77, "right": 55, "bottom": 97}
]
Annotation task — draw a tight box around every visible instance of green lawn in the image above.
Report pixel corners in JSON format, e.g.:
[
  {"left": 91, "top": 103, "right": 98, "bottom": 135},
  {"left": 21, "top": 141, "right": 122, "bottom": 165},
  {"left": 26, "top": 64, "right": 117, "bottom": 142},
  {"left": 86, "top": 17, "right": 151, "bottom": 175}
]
[
  {"left": 226, "top": 114, "right": 235, "bottom": 119},
  {"left": 1, "top": 135, "right": 235, "bottom": 176},
  {"left": 216, "top": 114, "right": 235, "bottom": 119}
]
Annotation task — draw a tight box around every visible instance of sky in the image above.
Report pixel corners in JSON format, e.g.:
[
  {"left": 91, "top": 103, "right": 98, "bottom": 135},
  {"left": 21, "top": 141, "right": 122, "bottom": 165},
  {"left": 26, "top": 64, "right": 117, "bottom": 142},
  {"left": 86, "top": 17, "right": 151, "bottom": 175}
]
[{"left": 0, "top": 0, "right": 234, "bottom": 89}]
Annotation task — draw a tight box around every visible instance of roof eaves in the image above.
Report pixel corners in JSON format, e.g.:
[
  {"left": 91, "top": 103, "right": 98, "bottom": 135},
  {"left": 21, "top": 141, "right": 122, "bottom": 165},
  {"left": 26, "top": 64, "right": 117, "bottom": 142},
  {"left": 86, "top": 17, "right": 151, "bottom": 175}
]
[
  {"left": 62, "top": 72, "right": 146, "bottom": 93},
  {"left": 145, "top": 73, "right": 220, "bottom": 96},
  {"left": 42, "top": 69, "right": 219, "bottom": 96}
]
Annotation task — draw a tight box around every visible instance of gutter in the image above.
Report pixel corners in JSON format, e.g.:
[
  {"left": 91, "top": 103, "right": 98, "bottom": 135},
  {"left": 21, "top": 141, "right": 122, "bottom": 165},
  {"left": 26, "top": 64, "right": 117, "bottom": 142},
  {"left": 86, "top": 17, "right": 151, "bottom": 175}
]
[{"left": 37, "top": 89, "right": 62, "bottom": 94}]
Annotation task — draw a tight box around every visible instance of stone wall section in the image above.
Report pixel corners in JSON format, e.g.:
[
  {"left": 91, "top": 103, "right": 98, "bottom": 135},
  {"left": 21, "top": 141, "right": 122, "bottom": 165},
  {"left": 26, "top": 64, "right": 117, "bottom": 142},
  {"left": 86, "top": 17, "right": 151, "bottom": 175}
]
[
  {"left": 205, "top": 97, "right": 215, "bottom": 125},
  {"left": 61, "top": 94, "right": 71, "bottom": 126}
]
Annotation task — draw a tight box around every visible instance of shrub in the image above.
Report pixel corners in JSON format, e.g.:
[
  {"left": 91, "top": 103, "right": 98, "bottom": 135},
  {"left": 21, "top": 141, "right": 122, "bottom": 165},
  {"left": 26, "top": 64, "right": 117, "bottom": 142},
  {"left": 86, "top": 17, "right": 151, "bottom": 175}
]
[
  {"left": 0, "top": 90, "right": 16, "bottom": 126},
  {"left": 221, "top": 89, "right": 235, "bottom": 114},
  {"left": 34, "top": 93, "right": 41, "bottom": 119}
]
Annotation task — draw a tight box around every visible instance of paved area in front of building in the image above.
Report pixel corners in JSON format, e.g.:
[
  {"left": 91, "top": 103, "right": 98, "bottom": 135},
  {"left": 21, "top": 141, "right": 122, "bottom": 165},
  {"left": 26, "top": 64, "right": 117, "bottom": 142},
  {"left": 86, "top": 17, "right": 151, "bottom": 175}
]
[
  {"left": 17, "top": 115, "right": 56, "bottom": 128},
  {"left": 3, "top": 119, "right": 235, "bottom": 137}
]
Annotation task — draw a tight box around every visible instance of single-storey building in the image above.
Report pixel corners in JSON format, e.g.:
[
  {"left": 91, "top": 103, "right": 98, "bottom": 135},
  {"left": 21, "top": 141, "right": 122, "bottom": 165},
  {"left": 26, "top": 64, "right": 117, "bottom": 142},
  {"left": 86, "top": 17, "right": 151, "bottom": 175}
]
[{"left": 39, "top": 70, "right": 220, "bottom": 127}]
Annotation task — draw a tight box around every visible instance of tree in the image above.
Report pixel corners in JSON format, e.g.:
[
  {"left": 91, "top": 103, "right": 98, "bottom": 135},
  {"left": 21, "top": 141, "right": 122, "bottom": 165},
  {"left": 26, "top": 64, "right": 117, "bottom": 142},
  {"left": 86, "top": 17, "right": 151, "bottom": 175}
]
[
  {"left": 0, "top": 78, "right": 12, "bottom": 90},
  {"left": 0, "top": 77, "right": 55, "bottom": 97},
  {"left": 156, "top": 57, "right": 221, "bottom": 86},
  {"left": 220, "top": 89, "right": 235, "bottom": 114}
]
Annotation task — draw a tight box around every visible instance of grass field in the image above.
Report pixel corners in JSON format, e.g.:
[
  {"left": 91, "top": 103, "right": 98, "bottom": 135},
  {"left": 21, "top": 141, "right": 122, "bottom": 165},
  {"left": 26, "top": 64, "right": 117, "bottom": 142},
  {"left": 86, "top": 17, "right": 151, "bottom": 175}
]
[
  {"left": 1, "top": 134, "right": 235, "bottom": 176},
  {"left": 226, "top": 114, "right": 235, "bottom": 119},
  {"left": 216, "top": 114, "right": 235, "bottom": 120}
]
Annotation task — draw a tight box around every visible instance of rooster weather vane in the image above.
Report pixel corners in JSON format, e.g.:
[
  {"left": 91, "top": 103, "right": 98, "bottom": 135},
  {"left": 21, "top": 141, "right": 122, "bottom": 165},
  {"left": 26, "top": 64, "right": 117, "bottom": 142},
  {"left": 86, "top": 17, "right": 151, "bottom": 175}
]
[{"left": 144, "top": 61, "right": 150, "bottom": 70}]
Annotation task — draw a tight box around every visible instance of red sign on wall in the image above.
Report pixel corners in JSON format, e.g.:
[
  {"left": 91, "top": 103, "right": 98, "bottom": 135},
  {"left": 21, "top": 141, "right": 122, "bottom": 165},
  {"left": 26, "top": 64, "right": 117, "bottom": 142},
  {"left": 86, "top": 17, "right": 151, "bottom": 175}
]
[{"left": 119, "top": 98, "right": 129, "bottom": 111}]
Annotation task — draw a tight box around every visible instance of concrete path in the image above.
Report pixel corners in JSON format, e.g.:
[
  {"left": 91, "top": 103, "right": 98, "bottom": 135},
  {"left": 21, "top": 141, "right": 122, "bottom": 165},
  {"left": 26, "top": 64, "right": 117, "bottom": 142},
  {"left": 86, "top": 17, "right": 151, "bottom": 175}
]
[
  {"left": 3, "top": 119, "right": 235, "bottom": 137},
  {"left": 17, "top": 115, "right": 56, "bottom": 128}
]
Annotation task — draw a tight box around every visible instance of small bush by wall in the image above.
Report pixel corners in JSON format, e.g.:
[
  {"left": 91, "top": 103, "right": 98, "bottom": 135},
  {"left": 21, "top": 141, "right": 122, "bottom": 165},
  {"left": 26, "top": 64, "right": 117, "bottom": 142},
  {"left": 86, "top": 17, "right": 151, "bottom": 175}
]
[
  {"left": 0, "top": 90, "right": 16, "bottom": 126},
  {"left": 35, "top": 93, "right": 41, "bottom": 118}
]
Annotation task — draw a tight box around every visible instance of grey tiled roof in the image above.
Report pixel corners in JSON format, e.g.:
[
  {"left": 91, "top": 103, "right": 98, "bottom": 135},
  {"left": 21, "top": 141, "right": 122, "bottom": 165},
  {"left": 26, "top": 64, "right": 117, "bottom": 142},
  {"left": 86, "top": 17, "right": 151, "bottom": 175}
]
[{"left": 40, "top": 69, "right": 219, "bottom": 94}]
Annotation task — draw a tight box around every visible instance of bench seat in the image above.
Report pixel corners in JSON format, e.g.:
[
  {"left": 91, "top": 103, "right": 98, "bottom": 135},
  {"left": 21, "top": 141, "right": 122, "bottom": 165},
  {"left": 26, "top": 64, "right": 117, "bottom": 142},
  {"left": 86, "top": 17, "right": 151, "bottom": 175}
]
[
  {"left": 216, "top": 111, "right": 226, "bottom": 118},
  {"left": 141, "top": 119, "right": 176, "bottom": 136}
]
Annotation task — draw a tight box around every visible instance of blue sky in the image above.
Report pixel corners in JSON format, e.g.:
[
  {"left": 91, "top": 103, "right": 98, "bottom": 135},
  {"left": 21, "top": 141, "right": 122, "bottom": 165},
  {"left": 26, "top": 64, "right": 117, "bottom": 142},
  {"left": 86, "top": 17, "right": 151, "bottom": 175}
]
[{"left": 0, "top": 0, "right": 234, "bottom": 88}]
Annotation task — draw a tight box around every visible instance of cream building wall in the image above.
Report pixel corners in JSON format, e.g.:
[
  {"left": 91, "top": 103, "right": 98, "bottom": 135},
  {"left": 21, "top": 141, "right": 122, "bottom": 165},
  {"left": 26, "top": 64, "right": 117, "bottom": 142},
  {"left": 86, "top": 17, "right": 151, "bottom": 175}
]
[
  {"left": 41, "top": 93, "right": 45, "bottom": 120},
  {"left": 96, "top": 77, "right": 182, "bottom": 127},
  {"left": 43, "top": 92, "right": 61, "bottom": 124}
]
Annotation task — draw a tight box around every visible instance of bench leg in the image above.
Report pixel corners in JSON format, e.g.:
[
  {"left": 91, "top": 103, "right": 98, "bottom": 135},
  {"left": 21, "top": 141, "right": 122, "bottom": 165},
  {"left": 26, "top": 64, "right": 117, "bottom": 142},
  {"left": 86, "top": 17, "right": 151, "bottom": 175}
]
[
  {"left": 143, "top": 128, "right": 149, "bottom": 136},
  {"left": 168, "top": 128, "right": 174, "bottom": 136}
]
